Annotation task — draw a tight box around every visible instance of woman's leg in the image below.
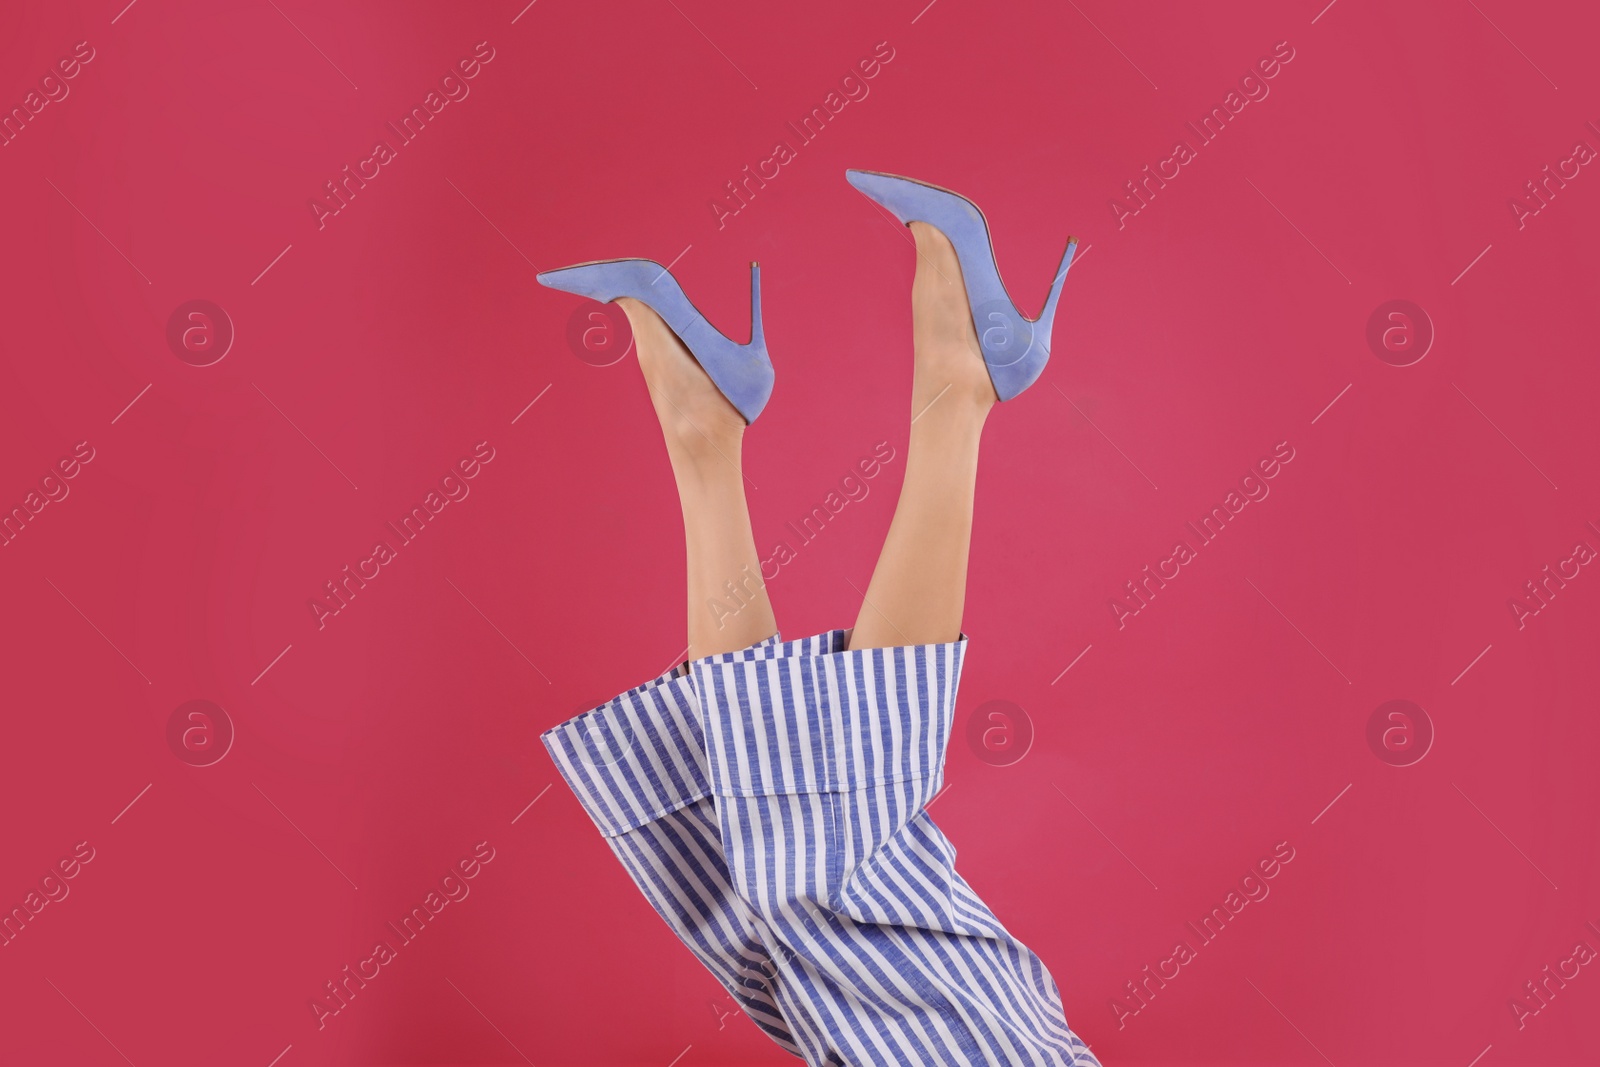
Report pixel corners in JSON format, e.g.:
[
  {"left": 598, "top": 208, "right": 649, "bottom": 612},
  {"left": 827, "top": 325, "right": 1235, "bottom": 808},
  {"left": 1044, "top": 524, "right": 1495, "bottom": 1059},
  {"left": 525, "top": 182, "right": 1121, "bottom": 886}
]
[
  {"left": 848, "top": 223, "right": 997, "bottom": 650},
  {"left": 616, "top": 296, "right": 777, "bottom": 659},
  {"left": 544, "top": 297, "right": 800, "bottom": 1050}
]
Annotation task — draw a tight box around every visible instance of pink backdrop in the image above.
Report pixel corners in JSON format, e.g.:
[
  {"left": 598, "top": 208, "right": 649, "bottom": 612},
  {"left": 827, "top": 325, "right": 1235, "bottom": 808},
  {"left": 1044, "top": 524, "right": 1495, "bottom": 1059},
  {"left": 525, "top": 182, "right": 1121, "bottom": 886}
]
[{"left": 2, "top": 1, "right": 1597, "bottom": 1064}]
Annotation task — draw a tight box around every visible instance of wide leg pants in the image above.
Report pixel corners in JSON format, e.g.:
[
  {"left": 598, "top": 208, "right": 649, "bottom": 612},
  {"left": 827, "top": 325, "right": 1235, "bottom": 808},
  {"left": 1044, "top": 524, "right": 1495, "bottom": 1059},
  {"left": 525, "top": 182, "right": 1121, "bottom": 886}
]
[{"left": 541, "top": 631, "right": 1100, "bottom": 1067}]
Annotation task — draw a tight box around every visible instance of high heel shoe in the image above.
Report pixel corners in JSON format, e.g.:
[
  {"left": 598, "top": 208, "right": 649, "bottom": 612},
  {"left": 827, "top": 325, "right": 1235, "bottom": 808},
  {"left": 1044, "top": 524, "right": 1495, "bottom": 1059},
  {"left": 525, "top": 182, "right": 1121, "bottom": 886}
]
[
  {"left": 844, "top": 169, "right": 1077, "bottom": 401},
  {"left": 536, "top": 258, "right": 774, "bottom": 424}
]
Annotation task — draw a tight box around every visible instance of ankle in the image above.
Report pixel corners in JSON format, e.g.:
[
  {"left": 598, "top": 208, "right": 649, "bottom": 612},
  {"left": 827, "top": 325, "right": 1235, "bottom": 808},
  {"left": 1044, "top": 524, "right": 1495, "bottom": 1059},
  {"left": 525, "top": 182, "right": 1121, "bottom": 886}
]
[
  {"left": 909, "top": 407, "right": 988, "bottom": 462},
  {"left": 663, "top": 419, "right": 744, "bottom": 473},
  {"left": 912, "top": 374, "right": 995, "bottom": 424}
]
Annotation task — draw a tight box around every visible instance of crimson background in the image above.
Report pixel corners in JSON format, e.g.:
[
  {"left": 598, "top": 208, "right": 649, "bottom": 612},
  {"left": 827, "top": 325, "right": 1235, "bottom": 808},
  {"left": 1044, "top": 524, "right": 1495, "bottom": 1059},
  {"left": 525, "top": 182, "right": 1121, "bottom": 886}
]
[{"left": 1, "top": 1, "right": 1597, "bottom": 1065}]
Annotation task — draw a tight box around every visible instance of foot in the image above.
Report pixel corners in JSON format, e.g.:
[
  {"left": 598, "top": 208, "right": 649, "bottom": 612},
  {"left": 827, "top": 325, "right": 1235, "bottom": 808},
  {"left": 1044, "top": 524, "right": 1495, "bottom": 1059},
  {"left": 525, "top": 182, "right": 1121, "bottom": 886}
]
[
  {"left": 615, "top": 297, "right": 746, "bottom": 458},
  {"left": 908, "top": 221, "right": 999, "bottom": 421}
]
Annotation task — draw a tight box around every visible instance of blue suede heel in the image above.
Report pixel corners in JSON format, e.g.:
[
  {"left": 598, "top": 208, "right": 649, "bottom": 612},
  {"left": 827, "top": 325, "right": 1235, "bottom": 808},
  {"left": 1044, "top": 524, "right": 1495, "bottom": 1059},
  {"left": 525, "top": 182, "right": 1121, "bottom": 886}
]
[
  {"left": 536, "top": 259, "right": 774, "bottom": 424},
  {"left": 845, "top": 170, "right": 1077, "bottom": 401}
]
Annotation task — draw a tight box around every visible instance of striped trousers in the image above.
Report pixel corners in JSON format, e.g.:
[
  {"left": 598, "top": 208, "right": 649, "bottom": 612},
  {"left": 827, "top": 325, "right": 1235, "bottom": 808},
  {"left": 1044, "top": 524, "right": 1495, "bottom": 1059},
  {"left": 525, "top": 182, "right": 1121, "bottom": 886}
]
[{"left": 542, "top": 631, "right": 1099, "bottom": 1067}]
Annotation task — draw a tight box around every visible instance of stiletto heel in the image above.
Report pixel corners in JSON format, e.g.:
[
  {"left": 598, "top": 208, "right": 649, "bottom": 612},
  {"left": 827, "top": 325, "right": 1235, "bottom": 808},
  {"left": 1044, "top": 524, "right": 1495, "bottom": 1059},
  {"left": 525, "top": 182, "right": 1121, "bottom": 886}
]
[
  {"left": 845, "top": 169, "right": 1077, "bottom": 401},
  {"left": 536, "top": 258, "right": 774, "bottom": 424}
]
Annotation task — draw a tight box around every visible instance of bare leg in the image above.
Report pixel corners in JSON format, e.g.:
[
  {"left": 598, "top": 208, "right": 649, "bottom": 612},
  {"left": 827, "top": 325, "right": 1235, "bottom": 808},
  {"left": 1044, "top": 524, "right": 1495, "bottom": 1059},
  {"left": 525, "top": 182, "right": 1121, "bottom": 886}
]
[
  {"left": 616, "top": 297, "right": 778, "bottom": 660},
  {"left": 848, "top": 223, "right": 996, "bottom": 650}
]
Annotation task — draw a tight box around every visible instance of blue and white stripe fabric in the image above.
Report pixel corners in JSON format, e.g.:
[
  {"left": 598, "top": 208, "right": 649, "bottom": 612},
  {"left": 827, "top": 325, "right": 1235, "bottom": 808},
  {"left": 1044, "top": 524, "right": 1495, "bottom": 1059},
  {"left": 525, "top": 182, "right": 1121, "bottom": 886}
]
[{"left": 542, "top": 631, "right": 1099, "bottom": 1067}]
